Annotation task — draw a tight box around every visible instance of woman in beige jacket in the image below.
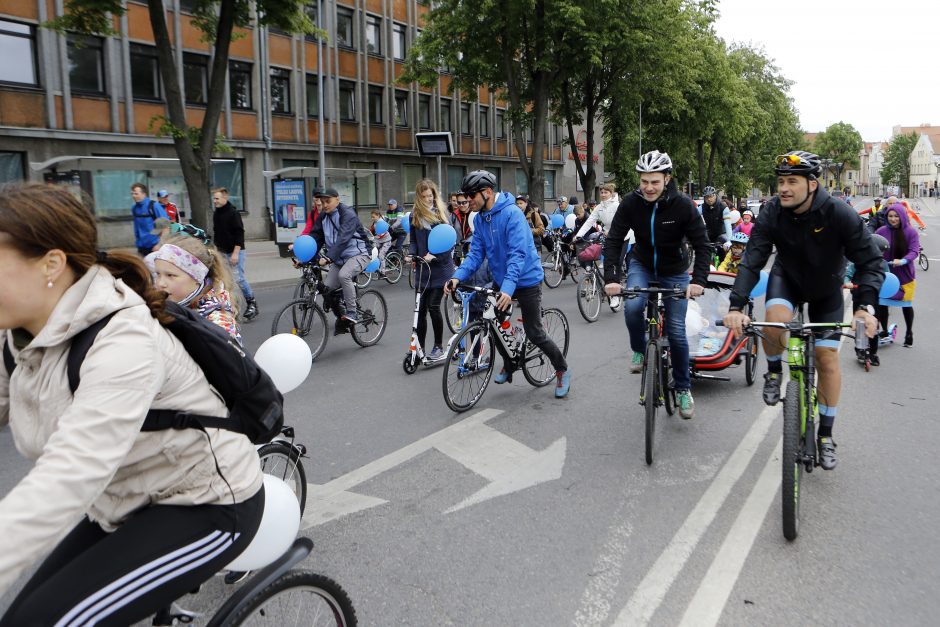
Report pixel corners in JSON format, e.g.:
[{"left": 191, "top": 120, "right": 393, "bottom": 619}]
[{"left": 0, "top": 183, "right": 264, "bottom": 625}]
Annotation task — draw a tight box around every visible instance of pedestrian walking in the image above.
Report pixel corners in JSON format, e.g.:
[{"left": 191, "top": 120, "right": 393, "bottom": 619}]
[
  {"left": 211, "top": 187, "right": 258, "bottom": 320},
  {"left": 130, "top": 183, "right": 167, "bottom": 256}
]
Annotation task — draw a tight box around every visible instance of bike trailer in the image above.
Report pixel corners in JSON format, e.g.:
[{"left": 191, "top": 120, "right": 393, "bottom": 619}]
[{"left": 687, "top": 271, "right": 752, "bottom": 373}]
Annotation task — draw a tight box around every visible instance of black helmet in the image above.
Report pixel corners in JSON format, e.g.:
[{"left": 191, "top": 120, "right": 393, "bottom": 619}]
[
  {"left": 871, "top": 233, "right": 889, "bottom": 252},
  {"left": 774, "top": 151, "right": 822, "bottom": 178},
  {"left": 460, "top": 170, "right": 497, "bottom": 194}
]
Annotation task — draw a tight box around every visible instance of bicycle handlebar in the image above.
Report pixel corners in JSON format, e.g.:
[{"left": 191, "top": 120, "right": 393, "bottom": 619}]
[
  {"left": 715, "top": 320, "right": 852, "bottom": 330},
  {"left": 619, "top": 286, "right": 686, "bottom": 298}
]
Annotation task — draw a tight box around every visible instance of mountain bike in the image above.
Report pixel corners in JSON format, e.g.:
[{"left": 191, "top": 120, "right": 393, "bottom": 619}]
[
  {"left": 575, "top": 237, "right": 622, "bottom": 322},
  {"left": 542, "top": 230, "right": 580, "bottom": 288},
  {"left": 620, "top": 284, "right": 686, "bottom": 465},
  {"left": 359, "top": 248, "right": 405, "bottom": 286},
  {"left": 442, "top": 285, "right": 569, "bottom": 412}
]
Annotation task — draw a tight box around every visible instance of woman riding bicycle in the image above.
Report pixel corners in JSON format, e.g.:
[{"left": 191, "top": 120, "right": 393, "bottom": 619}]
[{"left": 0, "top": 183, "right": 263, "bottom": 625}]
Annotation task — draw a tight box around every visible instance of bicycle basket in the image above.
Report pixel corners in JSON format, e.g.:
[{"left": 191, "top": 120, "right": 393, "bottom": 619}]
[{"left": 577, "top": 242, "right": 602, "bottom": 263}]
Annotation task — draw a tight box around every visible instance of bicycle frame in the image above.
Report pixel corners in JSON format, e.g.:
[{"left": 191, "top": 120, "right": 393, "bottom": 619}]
[{"left": 452, "top": 285, "right": 528, "bottom": 371}]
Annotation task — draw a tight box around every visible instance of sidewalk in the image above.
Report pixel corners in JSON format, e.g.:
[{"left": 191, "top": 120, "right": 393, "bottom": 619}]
[{"left": 243, "top": 240, "right": 297, "bottom": 289}]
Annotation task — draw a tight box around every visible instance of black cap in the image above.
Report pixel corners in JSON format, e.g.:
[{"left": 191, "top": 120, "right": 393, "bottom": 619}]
[{"left": 314, "top": 187, "right": 339, "bottom": 198}]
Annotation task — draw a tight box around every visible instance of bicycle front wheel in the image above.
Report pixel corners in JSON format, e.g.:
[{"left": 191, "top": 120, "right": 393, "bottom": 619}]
[
  {"left": 745, "top": 334, "right": 759, "bottom": 386},
  {"left": 782, "top": 380, "right": 803, "bottom": 541},
  {"left": 271, "top": 299, "right": 328, "bottom": 361},
  {"left": 661, "top": 344, "right": 675, "bottom": 417},
  {"left": 522, "top": 308, "right": 570, "bottom": 386},
  {"left": 351, "top": 289, "right": 387, "bottom": 347},
  {"left": 577, "top": 273, "right": 602, "bottom": 323},
  {"left": 643, "top": 342, "right": 659, "bottom": 465},
  {"left": 355, "top": 271, "right": 372, "bottom": 288},
  {"left": 257, "top": 442, "right": 307, "bottom": 516},
  {"left": 443, "top": 322, "right": 495, "bottom": 412},
  {"left": 543, "top": 249, "right": 563, "bottom": 288},
  {"left": 385, "top": 252, "right": 404, "bottom": 284},
  {"left": 919, "top": 251, "right": 929, "bottom": 271},
  {"left": 228, "top": 570, "right": 357, "bottom": 626},
  {"left": 444, "top": 291, "right": 466, "bottom": 334}
]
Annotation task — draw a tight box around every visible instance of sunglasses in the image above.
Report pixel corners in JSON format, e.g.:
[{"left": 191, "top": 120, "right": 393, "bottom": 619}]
[
  {"left": 775, "top": 154, "right": 803, "bottom": 166},
  {"left": 456, "top": 200, "right": 469, "bottom": 205},
  {"left": 465, "top": 190, "right": 482, "bottom": 199}
]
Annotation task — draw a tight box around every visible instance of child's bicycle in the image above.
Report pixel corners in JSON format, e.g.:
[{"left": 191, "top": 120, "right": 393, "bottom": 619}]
[{"left": 442, "top": 285, "right": 570, "bottom": 412}]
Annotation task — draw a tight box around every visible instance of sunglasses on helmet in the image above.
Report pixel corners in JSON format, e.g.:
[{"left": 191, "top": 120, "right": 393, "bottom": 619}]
[{"left": 775, "top": 154, "right": 804, "bottom": 167}]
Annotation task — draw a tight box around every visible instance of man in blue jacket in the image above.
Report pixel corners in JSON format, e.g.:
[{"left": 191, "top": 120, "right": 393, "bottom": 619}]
[
  {"left": 445, "top": 170, "right": 571, "bottom": 398},
  {"left": 130, "top": 182, "right": 168, "bottom": 256}
]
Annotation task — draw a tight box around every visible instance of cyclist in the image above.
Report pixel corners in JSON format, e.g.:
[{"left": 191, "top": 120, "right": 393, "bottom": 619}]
[
  {"left": 444, "top": 170, "right": 572, "bottom": 398},
  {"left": 370, "top": 209, "right": 392, "bottom": 278},
  {"left": 576, "top": 183, "right": 630, "bottom": 309},
  {"left": 717, "top": 231, "right": 749, "bottom": 274},
  {"left": 602, "top": 150, "right": 710, "bottom": 418},
  {"left": 722, "top": 151, "right": 883, "bottom": 470},
  {"left": 451, "top": 192, "right": 475, "bottom": 261},
  {"left": 700, "top": 186, "right": 732, "bottom": 248}
]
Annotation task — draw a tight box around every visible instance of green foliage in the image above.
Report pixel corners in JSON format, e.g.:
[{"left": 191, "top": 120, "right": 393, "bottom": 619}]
[
  {"left": 815, "top": 121, "right": 863, "bottom": 168},
  {"left": 881, "top": 131, "right": 919, "bottom": 189},
  {"left": 147, "top": 116, "right": 233, "bottom": 155}
]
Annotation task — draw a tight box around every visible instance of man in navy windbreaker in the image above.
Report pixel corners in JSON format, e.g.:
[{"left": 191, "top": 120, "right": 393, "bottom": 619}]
[{"left": 445, "top": 170, "right": 571, "bottom": 398}]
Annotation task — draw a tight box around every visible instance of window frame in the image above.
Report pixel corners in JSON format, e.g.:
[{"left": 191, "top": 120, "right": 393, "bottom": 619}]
[
  {"left": 0, "top": 19, "right": 39, "bottom": 87},
  {"left": 479, "top": 105, "right": 489, "bottom": 138},
  {"left": 495, "top": 109, "right": 506, "bottom": 139},
  {"left": 417, "top": 94, "right": 431, "bottom": 130},
  {"left": 394, "top": 90, "right": 409, "bottom": 127},
  {"left": 338, "top": 79, "right": 357, "bottom": 121},
  {"left": 439, "top": 98, "right": 452, "bottom": 132},
  {"left": 305, "top": 73, "right": 331, "bottom": 119},
  {"left": 349, "top": 160, "right": 378, "bottom": 206},
  {"left": 129, "top": 42, "right": 161, "bottom": 101},
  {"left": 229, "top": 60, "right": 253, "bottom": 110},
  {"left": 368, "top": 85, "right": 384, "bottom": 125},
  {"left": 270, "top": 67, "right": 292, "bottom": 115},
  {"left": 66, "top": 34, "right": 107, "bottom": 95},
  {"left": 365, "top": 14, "right": 382, "bottom": 56},
  {"left": 392, "top": 22, "right": 407, "bottom": 60},
  {"left": 402, "top": 163, "right": 425, "bottom": 204},
  {"left": 336, "top": 7, "right": 355, "bottom": 49},
  {"left": 182, "top": 51, "right": 209, "bottom": 105},
  {"left": 459, "top": 102, "right": 471, "bottom": 136}
]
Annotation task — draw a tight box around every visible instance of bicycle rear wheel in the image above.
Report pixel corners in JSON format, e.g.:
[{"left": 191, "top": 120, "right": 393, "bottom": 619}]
[
  {"left": 351, "top": 289, "right": 387, "bottom": 347},
  {"left": 919, "top": 251, "right": 929, "bottom": 271},
  {"left": 355, "top": 271, "right": 372, "bottom": 288},
  {"left": 443, "top": 322, "right": 495, "bottom": 412},
  {"left": 543, "top": 249, "right": 563, "bottom": 288},
  {"left": 444, "top": 291, "right": 466, "bottom": 333},
  {"left": 745, "top": 334, "right": 759, "bottom": 386},
  {"left": 643, "top": 342, "right": 658, "bottom": 465},
  {"left": 271, "top": 299, "right": 328, "bottom": 361},
  {"left": 257, "top": 442, "right": 307, "bottom": 516},
  {"left": 782, "top": 380, "right": 803, "bottom": 541},
  {"left": 385, "top": 252, "right": 404, "bottom": 284},
  {"left": 576, "top": 272, "right": 602, "bottom": 322},
  {"left": 522, "top": 308, "right": 570, "bottom": 386},
  {"left": 228, "top": 570, "right": 357, "bottom": 626}
]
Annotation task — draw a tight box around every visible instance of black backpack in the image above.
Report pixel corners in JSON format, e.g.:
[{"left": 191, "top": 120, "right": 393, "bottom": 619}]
[{"left": 2, "top": 301, "right": 284, "bottom": 444}]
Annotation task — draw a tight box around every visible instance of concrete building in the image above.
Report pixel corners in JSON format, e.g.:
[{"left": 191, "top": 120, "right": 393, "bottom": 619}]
[
  {"left": 908, "top": 132, "right": 940, "bottom": 198},
  {"left": 0, "top": 0, "right": 577, "bottom": 247}
]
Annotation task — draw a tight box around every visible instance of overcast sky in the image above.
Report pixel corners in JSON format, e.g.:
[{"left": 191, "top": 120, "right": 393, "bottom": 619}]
[{"left": 716, "top": 0, "right": 938, "bottom": 142}]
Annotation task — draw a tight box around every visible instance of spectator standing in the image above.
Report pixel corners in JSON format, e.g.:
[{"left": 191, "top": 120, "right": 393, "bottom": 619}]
[
  {"left": 553, "top": 196, "right": 569, "bottom": 216},
  {"left": 130, "top": 183, "right": 167, "bottom": 256},
  {"left": 156, "top": 190, "right": 180, "bottom": 222},
  {"left": 211, "top": 187, "right": 258, "bottom": 320}
]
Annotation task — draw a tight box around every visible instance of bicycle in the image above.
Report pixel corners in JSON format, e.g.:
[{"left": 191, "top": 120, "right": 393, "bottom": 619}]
[
  {"left": 723, "top": 313, "right": 853, "bottom": 540},
  {"left": 272, "top": 260, "right": 388, "bottom": 360},
  {"left": 619, "top": 284, "right": 686, "bottom": 465},
  {"left": 258, "top": 425, "right": 308, "bottom": 515},
  {"left": 917, "top": 231, "right": 928, "bottom": 271},
  {"left": 542, "top": 229, "right": 580, "bottom": 288},
  {"left": 442, "top": 285, "right": 570, "bottom": 412},
  {"left": 575, "top": 236, "right": 622, "bottom": 322},
  {"left": 359, "top": 248, "right": 405, "bottom": 286}
]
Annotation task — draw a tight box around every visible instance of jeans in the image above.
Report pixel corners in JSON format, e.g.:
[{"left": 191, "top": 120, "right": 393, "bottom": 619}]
[
  {"left": 230, "top": 249, "right": 254, "bottom": 300},
  {"left": 623, "top": 257, "right": 691, "bottom": 390},
  {"left": 324, "top": 254, "right": 370, "bottom": 316},
  {"left": 511, "top": 284, "right": 568, "bottom": 373}
]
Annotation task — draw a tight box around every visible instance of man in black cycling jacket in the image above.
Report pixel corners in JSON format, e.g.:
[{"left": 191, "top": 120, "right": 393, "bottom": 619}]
[
  {"left": 723, "top": 151, "right": 882, "bottom": 470},
  {"left": 700, "top": 186, "right": 730, "bottom": 246},
  {"left": 603, "top": 150, "right": 710, "bottom": 418}
]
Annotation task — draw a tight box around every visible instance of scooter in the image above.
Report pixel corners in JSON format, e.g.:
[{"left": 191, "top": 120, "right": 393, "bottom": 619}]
[
  {"left": 879, "top": 323, "right": 898, "bottom": 346},
  {"left": 403, "top": 256, "right": 449, "bottom": 374}
]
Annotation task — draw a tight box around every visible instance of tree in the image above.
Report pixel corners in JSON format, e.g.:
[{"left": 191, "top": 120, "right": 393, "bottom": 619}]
[
  {"left": 814, "top": 121, "right": 863, "bottom": 190},
  {"left": 48, "top": 0, "right": 316, "bottom": 228},
  {"left": 881, "top": 131, "right": 919, "bottom": 192}
]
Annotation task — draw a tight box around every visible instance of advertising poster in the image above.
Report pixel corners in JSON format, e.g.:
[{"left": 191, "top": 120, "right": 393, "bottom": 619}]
[{"left": 273, "top": 178, "right": 307, "bottom": 244}]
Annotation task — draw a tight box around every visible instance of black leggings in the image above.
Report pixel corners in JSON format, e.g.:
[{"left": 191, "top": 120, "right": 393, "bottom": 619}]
[
  {"left": 418, "top": 287, "right": 444, "bottom": 349},
  {"left": 1, "top": 489, "right": 263, "bottom": 627},
  {"left": 875, "top": 305, "right": 913, "bottom": 349}
]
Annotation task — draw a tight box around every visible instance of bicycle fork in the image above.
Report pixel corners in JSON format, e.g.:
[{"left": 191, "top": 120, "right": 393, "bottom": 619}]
[{"left": 787, "top": 336, "right": 818, "bottom": 471}]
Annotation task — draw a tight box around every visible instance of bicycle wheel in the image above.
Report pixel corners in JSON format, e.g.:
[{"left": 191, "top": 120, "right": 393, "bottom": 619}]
[
  {"left": 643, "top": 342, "right": 658, "bottom": 465},
  {"left": 576, "top": 272, "right": 602, "bottom": 322},
  {"left": 522, "top": 308, "right": 570, "bottom": 386},
  {"left": 919, "top": 251, "right": 929, "bottom": 271},
  {"left": 661, "top": 344, "right": 675, "bottom": 417},
  {"left": 351, "top": 289, "right": 387, "bottom": 347},
  {"left": 444, "top": 291, "right": 465, "bottom": 334},
  {"left": 543, "top": 249, "right": 563, "bottom": 288},
  {"left": 443, "top": 322, "right": 495, "bottom": 412},
  {"left": 744, "top": 334, "right": 759, "bottom": 386},
  {"left": 257, "top": 442, "right": 307, "bottom": 516},
  {"left": 385, "top": 252, "right": 404, "bottom": 284},
  {"left": 355, "top": 271, "right": 372, "bottom": 288},
  {"left": 228, "top": 570, "right": 357, "bottom": 626},
  {"left": 782, "top": 380, "right": 803, "bottom": 541},
  {"left": 293, "top": 278, "right": 310, "bottom": 300},
  {"left": 271, "top": 299, "right": 328, "bottom": 361}
]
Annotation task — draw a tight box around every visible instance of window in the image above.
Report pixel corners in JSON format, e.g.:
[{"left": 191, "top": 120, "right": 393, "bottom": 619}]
[
  {"left": 0, "top": 151, "right": 25, "bottom": 184},
  {"left": 67, "top": 34, "right": 106, "bottom": 94},
  {"left": 368, "top": 86, "right": 384, "bottom": 125},
  {"left": 418, "top": 94, "right": 431, "bottom": 130},
  {"left": 447, "top": 166, "right": 466, "bottom": 198},
  {"left": 0, "top": 20, "right": 38, "bottom": 85},
  {"left": 479, "top": 106, "right": 489, "bottom": 137},
  {"left": 365, "top": 15, "right": 381, "bottom": 55},
  {"left": 92, "top": 169, "right": 148, "bottom": 217},
  {"left": 440, "top": 99, "right": 451, "bottom": 132},
  {"left": 210, "top": 160, "right": 244, "bottom": 212},
  {"left": 515, "top": 168, "right": 527, "bottom": 194},
  {"left": 525, "top": 125, "right": 533, "bottom": 143},
  {"left": 336, "top": 7, "right": 354, "bottom": 48},
  {"left": 394, "top": 90, "right": 409, "bottom": 127},
  {"left": 543, "top": 170, "right": 555, "bottom": 198},
  {"left": 489, "top": 166, "right": 501, "bottom": 190},
  {"left": 179, "top": 0, "right": 200, "bottom": 12},
  {"left": 230, "top": 61, "right": 252, "bottom": 109},
  {"left": 392, "top": 23, "right": 407, "bottom": 60},
  {"left": 349, "top": 161, "right": 377, "bottom": 205},
  {"left": 306, "top": 74, "right": 327, "bottom": 118},
  {"left": 129, "top": 44, "right": 160, "bottom": 100},
  {"left": 460, "top": 102, "right": 471, "bottom": 135},
  {"left": 183, "top": 52, "right": 208, "bottom": 105},
  {"left": 270, "top": 67, "right": 291, "bottom": 114},
  {"left": 339, "top": 80, "right": 356, "bottom": 121},
  {"left": 304, "top": 4, "right": 320, "bottom": 40},
  {"left": 403, "top": 164, "right": 424, "bottom": 203},
  {"left": 496, "top": 110, "right": 505, "bottom": 139}
]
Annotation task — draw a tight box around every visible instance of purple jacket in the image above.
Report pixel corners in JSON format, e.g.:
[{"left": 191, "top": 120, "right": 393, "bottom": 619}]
[{"left": 876, "top": 203, "right": 919, "bottom": 298}]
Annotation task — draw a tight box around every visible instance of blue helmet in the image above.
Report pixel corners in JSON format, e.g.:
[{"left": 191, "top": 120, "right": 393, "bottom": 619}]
[{"left": 730, "top": 231, "right": 749, "bottom": 245}]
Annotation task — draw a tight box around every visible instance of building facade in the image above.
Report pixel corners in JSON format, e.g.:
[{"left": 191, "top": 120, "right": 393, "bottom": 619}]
[
  {"left": 0, "top": 0, "right": 577, "bottom": 247},
  {"left": 908, "top": 132, "right": 940, "bottom": 197}
]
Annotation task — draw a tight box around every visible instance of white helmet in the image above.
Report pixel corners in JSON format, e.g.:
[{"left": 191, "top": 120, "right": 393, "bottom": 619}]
[{"left": 636, "top": 150, "right": 673, "bottom": 174}]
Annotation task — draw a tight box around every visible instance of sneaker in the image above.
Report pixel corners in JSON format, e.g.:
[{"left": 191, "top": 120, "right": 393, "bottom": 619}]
[
  {"left": 341, "top": 312, "right": 361, "bottom": 325},
  {"left": 817, "top": 437, "right": 838, "bottom": 470},
  {"left": 762, "top": 372, "right": 782, "bottom": 406},
  {"left": 427, "top": 346, "right": 445, "bottom": 361},
  {"left": 609, "top": 295, "right": 623, "bottom": 312},
  {"left": 677, "top": 389, "right": 694, "bottom": 419},
  {"left": 630, "top": 351, "right": 644, "bottom": 374},
  {"left": 869, "top": 354, "right": 880, "bottom": 366},
  {"left": 243, "top": 299, "right": 259, "bottom": 321},
  {"left": 555, "top": 369, "right": 571, "bottom": 398},
  {"left": 494, "top": 369, "right": 510, "bottom": 384},
  {"left": 903, "top": 332, "right": 913, "bottom": 347}
]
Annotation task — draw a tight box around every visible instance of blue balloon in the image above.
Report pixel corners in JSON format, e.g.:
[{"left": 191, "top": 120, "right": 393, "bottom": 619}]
[
  {"left": 428, "top": 223, "right": 457, "bottom": 254},
  {"left": 293, "top": 235, "right": 318, "bottom": 263},
  {"left": 401, "top": 213, "right": 411, "bottom": 234},
  {"left": 374, "top": 219, "right": 389, "bottom": 235},
  {"left": 879, "top": 272, "right": 900, "bottom": 299},
  {"left": 750, "top": 269, "right": 769, "bottom": 298},
  {"left": 550, "top": 214, "right": 565, "bottom": 229},
  {"left": 365, "top": 257, "right": 380, "bottom": 273}
]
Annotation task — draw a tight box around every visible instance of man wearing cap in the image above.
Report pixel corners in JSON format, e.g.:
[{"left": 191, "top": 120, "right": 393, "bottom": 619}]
[
  {"left": 156, "top": 189, "right": 180, "bottom": 222},
  {"left": 309, "top": 188, "right": 373, "bottom": 328},
  {"left": 130, "top": 182, "right": 168, "bottom": 256},
  {"left": 553, "top": 196, "right": 569, "bottom": 216},
  {"left": 386, "top": 198, "right": 406, "bottom": 254}
]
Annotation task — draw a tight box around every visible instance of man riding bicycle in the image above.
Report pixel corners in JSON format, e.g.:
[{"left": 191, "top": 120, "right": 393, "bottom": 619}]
[
  {"left": 444, "top": 170, "right": 572, "bottom": 398},
  {"left": 722, "top": 151, "right": 883, "bottom": 470},
  {"left": 700, "top": 186, "right": 732, "bottom": 248},
  {"left": 602, "top": 150, "right": 710, "bottom": 418}
]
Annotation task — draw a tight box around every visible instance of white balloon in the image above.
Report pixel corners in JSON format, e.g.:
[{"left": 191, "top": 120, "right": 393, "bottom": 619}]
[
  {"left": 254, "top": 333, "right": 312, "bottom": 394},
  {"left": 225, "top": 475, "right": 300, "bottom": 572},
  {"left": 564, "top": 213, "right": 577, "bottom": 230},
  {"left": 371, "top": 246, "right": 378, "bottom": 261},
  {"left": 685, "top": 301, "right": 706, "bottom": 337}
]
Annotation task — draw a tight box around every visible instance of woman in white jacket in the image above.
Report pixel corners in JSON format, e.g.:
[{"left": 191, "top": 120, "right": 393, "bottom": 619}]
[
  {"left": 576, "top": 183, "right": 632, "bottom": 309},
  {"left": 0, "top": 183, "right": 264, "bottom": 625}
]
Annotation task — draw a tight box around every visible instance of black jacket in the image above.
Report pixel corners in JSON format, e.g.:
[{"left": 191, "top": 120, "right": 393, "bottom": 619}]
[
  {"left": 867, "top": 205, "right": 888, "bottom": 233},
  {"left": 603, "top": 179, "right": 710, "bottom": 287},
  {"left": 700, "top": 200, "right": 726, "bottom": 242},
  {"left": 212, "top": 202, "right": 245, "bottom": 254},
  {"left": 729, "top": 188, "right": 884, "bottom": 310}
]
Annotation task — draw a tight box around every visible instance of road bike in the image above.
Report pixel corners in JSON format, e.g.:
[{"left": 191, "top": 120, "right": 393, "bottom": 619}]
[
  {"left": 442, "top": 285, "right": 569, "bottom": 412},
  {"left": 620, "top": 284, "right": 685, "bottom": 465},
  {"left": 272, "top": 260, "right": 388, "bottom": 361}
]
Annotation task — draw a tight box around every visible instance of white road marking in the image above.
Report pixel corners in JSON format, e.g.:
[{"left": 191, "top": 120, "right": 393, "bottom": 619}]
[
  {"left": 677, "top": 437, "right": 783, "bottom": 627},
  {"left": 610, "top": 404, "right": 779, "bottom": 626}
]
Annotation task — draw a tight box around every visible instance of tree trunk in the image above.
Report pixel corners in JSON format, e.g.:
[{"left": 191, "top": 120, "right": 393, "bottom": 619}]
[
  {"left": 706, "top": 134, "right": 718, "bottom": 186},
  {"left": 696, "top": 140, "right": 705, "bottom": 192}
]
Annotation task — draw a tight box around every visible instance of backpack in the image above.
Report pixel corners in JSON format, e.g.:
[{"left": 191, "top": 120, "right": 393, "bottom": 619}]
[{"left": 2, "top": 301, "right": 284, "bottom": 444}]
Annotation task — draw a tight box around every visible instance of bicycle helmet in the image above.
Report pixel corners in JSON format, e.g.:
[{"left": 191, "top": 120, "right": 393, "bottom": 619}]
[
  {"left": 460, "top": 170, "right": 497, "bottom": 194},
  {"left": 635, "top": 150, "right": 673, "bottom": 174},
  {"left": 703, "top": 186, "right": 717, "bottom": 197},
  {"left": 730, "top": 231, "right": 750, "bottom": 245},
  {"left": 774, "top": 150, "right": 822, "bottom": 178},
  {"left": 871, "top": 233, "right": 889, "bottom": 252}
]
